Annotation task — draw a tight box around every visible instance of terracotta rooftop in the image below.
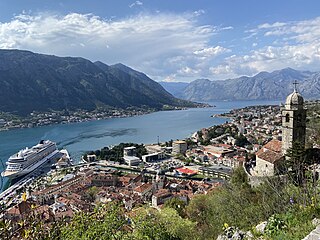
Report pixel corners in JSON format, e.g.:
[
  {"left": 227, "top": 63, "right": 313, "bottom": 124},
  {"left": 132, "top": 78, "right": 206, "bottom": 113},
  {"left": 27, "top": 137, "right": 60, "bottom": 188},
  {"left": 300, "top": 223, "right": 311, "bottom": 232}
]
[
  {"left": 33, "top": 205, "right": 50, "bottom": 216},
  {"left": 216, "top": 144, "right": 233, "bottom": 149},
  {"left": 134, "top": 183, "right": 152, "bottom": 193},
  {"left": 6, "top": 205, "right": 21, "bottom": 216},
  {"left": 257, "top": 150, "right": 283, "bottom": 163},
  {"left": 176, "top": 167, "right": 197, "bottom": 175},
  {"left": 153, "top": 189, "right": 171, "bottom": 198},
  {"left": 262, "top": 139, "right": 282, "bottom": 153},
  {"left": 119, "top": 176, "right": 132, "bottom": 185},
  {"left": 256, "top": 139, "right": 283, "bottom": 163},
  {"left": 54, "top": 208, "right": 74, "bottom": 219}
]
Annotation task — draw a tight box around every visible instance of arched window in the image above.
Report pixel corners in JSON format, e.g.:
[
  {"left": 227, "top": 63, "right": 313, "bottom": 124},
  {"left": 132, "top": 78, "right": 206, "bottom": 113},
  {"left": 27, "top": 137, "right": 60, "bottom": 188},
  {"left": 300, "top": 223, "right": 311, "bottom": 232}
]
[{"left": 285, "top": 113, "right": 290, "bottom": 122}]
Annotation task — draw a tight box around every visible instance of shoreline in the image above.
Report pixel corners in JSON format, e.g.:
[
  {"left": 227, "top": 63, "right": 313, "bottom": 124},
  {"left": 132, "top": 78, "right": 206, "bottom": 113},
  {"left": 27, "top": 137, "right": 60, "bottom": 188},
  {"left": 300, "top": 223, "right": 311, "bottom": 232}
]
[
  {"left": 0, "top": 106, "right": 201, "bottom": 132},
  {"left": 0, "top": 101, "right": 281, "bottom": 193}
]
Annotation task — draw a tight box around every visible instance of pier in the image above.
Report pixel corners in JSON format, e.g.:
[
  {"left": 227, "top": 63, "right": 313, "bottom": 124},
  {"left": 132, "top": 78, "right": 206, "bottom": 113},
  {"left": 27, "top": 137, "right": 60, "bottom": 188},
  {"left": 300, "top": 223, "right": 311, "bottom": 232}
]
[{"left": 0, "top": 150, "right": 60, "bottom": 204}]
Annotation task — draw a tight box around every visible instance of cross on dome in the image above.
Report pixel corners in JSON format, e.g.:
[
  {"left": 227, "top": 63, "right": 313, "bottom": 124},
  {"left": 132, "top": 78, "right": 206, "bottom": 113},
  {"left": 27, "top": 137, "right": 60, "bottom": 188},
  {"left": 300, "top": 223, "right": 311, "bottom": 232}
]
[
  {"left": 285, "top": 80, "right": 304, "bottom": 107},
  {"left": 293, "top": 80, "right": 299, "bottom": 92}
]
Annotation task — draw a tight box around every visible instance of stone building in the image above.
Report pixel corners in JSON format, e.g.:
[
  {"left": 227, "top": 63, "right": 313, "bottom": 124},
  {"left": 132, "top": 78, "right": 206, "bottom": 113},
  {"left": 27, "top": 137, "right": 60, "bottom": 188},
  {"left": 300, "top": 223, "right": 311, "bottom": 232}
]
[
  {"left": 255, "top": 139, "right": 284, "bottom": 176},
  {"left": 172, "top": 140, "right": 187, "bottom": 155},
  {"left": 281, "top": 83, "right": 307, "bottom": 155},
  {"left": 253, "top": 82, "right": 306, "bottom": 177}
]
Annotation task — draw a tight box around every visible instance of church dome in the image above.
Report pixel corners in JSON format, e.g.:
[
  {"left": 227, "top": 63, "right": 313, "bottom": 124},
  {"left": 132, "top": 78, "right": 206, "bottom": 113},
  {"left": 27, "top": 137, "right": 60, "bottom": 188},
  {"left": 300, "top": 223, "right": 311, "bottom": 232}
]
[{"left": 285, "top": 91, "right": 304, "bottom": 106}]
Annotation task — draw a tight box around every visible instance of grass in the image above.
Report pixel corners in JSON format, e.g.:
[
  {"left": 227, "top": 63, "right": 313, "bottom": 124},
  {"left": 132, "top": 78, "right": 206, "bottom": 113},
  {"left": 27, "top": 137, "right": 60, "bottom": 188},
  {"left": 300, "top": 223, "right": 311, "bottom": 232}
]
[
  {"left": 253, "top": 205, "right": 320, "bottom": 240},
  {"left": 190, "top": 174, "right": 206, "bottom": 179}
]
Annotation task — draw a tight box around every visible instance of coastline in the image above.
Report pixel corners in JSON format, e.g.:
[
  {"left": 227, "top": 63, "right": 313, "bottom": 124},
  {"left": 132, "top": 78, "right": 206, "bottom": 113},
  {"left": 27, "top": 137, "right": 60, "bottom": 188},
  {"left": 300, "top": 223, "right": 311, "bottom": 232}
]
[
  {"left": 0, "top": 108, "right": 155, "bottom": 132},
  {"left": 0, "top": 107, "right": 195, "bottom": 132},
  {"left": 0, "top": 100, "right": 280, "bottom": 193},
  {"left": 0, "top": 102, "right": 212, "bottom": 132}
]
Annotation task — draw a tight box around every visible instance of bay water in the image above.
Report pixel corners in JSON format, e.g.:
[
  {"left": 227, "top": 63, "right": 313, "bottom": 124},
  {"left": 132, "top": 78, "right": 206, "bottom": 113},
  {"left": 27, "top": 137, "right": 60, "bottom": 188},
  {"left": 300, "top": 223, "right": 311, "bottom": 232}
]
[{"left": 0, "top": 100, "right": 280, "bottom": 191}]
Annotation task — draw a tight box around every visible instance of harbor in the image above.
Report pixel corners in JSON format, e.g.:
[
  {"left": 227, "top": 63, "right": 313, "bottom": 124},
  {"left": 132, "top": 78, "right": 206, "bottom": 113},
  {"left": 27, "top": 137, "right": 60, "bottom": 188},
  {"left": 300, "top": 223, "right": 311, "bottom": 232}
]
[{"left": 0, "top": 149, "right": 71, "bottom": 208}]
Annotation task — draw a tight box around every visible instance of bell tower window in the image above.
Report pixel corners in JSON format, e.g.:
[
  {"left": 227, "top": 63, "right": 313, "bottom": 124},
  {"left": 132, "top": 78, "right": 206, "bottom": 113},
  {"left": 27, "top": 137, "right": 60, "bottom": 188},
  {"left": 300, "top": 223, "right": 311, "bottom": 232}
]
[{"left": 285, "top": 113, "right": 290, "bottom": 123}]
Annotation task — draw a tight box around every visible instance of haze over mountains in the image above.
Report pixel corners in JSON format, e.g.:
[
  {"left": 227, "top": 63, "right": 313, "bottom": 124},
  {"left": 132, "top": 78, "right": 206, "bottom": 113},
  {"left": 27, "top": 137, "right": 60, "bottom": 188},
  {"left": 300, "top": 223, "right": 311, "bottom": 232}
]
[
  {"left": 160, "top": 68, "right": 320, "bottom": 101},
  {"left": 0, "top": 49, "right": 197, "bottom": 116}
]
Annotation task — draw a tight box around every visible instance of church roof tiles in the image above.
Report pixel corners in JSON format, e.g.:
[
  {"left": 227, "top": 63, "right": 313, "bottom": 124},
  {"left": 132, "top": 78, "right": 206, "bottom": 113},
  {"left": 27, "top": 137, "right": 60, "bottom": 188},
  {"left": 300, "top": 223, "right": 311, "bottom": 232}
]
[
  {"left": 257, "top": 150, "right": 283, "bottom": 164},
  {"left": 256, "top": 139, "right": 283, "bottom": 164}
]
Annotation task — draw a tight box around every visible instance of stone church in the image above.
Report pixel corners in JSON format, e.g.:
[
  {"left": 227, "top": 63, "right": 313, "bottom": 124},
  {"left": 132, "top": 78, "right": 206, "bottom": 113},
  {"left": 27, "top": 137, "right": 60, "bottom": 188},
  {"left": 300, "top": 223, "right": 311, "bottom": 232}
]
[{"left": 254, "top": 83, "right": 306, "bottom": 176}]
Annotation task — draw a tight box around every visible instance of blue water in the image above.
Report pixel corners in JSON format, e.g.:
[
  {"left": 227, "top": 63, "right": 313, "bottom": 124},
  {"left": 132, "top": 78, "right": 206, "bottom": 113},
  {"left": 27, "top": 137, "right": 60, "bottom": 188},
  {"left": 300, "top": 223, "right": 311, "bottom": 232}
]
[{"left": 0, "top": 100, "right": 280, "bottom": 191}]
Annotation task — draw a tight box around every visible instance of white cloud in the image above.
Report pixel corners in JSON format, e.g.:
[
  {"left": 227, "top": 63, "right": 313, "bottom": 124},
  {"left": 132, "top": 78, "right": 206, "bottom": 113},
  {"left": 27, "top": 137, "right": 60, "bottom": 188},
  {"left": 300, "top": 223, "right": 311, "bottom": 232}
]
[
  {"left": 258, "top": 22, "right": 287, "bottom": 29},
  {"left": 210, "top": 16, "right": 320, "bottom": 79},
  {"left": 0, "top": 12, "right": 226, "bottom": 82},
  {"left": 4, "top": 11, "right": 320, "bottom": 82},
  {"left": 178, "top": 66, "right": 199, "bottom": 76},
  {"left": 162, "top": 74, "right": 177, "bottom": 82},
  {"left": 193, "top": 46, "right": 230, "bottom": 58},
  {"left": 209, "top": 65, "right": 232, "bottom": 75},
  {"left": 220, "top": 26, "right": 233, "bottom": 31},
  {"left": 193, "top": 9, "right": 205, "bottom": 17},
  {"left": 129, "top": 1, "right": 143, "bottom": 8}
]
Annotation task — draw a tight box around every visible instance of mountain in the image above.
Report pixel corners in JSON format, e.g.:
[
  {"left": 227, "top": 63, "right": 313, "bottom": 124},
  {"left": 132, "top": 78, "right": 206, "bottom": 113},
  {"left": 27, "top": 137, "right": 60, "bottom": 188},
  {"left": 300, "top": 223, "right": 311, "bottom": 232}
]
[
  {"left": 161, "top": 68, "right": 319, "bottom": 101},
  {"left": 158, "top": 82, "right": 189, "bottom": 98},
  {"left": 0, "top": 49, "right": 197, "bottom": 116}
]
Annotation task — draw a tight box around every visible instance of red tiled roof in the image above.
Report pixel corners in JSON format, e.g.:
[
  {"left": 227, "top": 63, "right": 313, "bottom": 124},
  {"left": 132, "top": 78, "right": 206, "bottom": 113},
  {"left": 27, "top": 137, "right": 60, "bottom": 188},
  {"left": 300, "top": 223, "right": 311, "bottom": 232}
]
[
  {"left": 134, "top": 183, "right": 152, "bottom": 193},
  {"left": 257, "top": 150, "right": 283, "bottom": 164},
  {"left": 7, "top": 205, "right": 21, "bottom": 215},
  {"left": 256, "top": 139, "right": 283, "bottom": 163},
  {"left": 119, "top": 176, "right": 131, "bottom": 185},
  {"left": 263, "top": 139, "right": 282, "bottom": 153},
  {"left": 217, "top": 144, "right": 233, "bottom": 149},
  {"left": 176, "top": 167, "right": 197, "bottom": 175},
  {"left": 154, "top": 189, "right": 171, "bottom": 198}
]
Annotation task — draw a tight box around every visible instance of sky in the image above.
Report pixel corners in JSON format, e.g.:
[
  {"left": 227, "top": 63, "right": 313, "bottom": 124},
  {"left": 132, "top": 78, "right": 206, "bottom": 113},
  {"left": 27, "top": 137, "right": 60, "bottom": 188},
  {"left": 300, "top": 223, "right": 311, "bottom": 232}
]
[{"left": 1, "top": 0, "right": 320, "bottom": 82}]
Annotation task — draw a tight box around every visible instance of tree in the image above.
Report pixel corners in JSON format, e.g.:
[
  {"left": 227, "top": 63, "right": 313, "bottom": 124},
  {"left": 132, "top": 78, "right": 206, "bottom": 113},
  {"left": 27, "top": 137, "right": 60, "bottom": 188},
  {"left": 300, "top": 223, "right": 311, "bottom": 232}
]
[
  {"left": 60, "top": 203, "right": 128, "bottom": 240},
  {"left": 132, "top": 208, "right": 196, "bottom": 240},
  {"left": 83, "top": 186, "right": 99, "bottom": 203},
  {"left": 230, "top": 167, "right": 250, "bottom": 189},
  {"left": 164, "top": 197, "right": 187, "bottom": 216},
  {"left": 235, "top": 134, "right": 250, "bottom": 147},
  {"left": 285, "top": 141, "right": 307, "bottom": 186}
]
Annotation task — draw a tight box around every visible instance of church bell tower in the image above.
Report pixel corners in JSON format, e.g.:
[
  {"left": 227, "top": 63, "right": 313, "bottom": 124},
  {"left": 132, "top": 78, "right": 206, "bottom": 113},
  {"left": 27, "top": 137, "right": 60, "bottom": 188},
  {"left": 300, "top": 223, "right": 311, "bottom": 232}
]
[{"left": 282, "top": 81, "right": 306, "bottom": 155}]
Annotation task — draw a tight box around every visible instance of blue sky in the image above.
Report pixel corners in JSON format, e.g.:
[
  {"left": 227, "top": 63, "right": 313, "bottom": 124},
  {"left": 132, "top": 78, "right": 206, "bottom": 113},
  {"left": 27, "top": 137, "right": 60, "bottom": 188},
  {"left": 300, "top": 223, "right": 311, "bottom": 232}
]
[{"left": 1, "top": 0, "right": 320, "bottom": 82}]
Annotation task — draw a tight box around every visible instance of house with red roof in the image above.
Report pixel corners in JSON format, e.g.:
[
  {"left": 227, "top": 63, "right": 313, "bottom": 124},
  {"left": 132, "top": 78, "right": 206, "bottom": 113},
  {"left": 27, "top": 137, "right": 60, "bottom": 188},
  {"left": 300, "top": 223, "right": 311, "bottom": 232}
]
[
  {"left": 254, "top": 139, "right": 284, "bottom": 176},
  {"left": 175, "top": 167, "right": 197, "bottom": 176}
]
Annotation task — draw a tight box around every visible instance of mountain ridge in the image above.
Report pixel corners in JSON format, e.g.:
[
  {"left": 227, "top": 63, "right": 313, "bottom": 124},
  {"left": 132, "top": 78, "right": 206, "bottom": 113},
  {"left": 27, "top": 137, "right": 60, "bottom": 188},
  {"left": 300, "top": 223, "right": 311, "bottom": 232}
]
[
  {"left": 160, "top": 68, "right": 320, "bottom": 101},
  {"left": 0, "top": 49, "right": 197, "bottom": 116}
]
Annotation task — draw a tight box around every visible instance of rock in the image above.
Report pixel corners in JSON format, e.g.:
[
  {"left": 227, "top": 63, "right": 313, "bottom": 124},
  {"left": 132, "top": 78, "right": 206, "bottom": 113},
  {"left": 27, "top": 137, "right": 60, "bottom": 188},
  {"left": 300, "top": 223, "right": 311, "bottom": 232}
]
[
  {"left": 255, "top": 221, "right": 267, "bottom": 234},
  {"left": 216, "top": 226, "right": 246, "bottom": 240},
  {"left": 302, "top": 225, "right": 320, "bottom": 240},
  {"left": 217, "top": 235, "right": 228, "bottom": 240},
  {"left": 312, "top": 218, "right": 320, "bottom": 226},
  {"left": 246, "top": 231, "right": 254, "bottom": 239}
]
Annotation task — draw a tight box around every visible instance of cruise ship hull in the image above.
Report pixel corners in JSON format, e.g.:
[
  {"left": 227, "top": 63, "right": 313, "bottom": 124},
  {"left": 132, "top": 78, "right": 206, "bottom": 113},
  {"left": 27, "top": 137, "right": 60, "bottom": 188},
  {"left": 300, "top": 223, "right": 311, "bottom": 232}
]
[{"left": 1, "top": 145, "right": 59, "bottom": 180}]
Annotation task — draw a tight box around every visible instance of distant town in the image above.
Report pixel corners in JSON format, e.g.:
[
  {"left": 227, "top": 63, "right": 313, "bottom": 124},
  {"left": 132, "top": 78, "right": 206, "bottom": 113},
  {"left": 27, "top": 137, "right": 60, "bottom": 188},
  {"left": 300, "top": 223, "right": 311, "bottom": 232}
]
[
  {"left": 0, "top": 103, "right": 290, "bottom": 221},
  {"left": 0, "top": 106, "right": 189, "bottom": 131}
]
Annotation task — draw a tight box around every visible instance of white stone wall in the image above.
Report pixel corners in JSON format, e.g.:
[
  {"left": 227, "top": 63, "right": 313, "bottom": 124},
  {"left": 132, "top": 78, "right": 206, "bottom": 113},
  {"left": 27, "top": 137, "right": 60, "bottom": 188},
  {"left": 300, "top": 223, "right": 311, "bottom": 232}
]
[{"left": 255, "top": 156, "right": 275, "bottom": 176}]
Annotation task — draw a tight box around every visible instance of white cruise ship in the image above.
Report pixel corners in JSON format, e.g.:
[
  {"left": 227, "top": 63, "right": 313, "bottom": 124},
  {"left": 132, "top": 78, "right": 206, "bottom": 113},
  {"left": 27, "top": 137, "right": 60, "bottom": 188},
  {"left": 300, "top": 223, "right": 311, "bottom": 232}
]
[{"left": 1, "top": 140, "right": 58, "bottom": 179}]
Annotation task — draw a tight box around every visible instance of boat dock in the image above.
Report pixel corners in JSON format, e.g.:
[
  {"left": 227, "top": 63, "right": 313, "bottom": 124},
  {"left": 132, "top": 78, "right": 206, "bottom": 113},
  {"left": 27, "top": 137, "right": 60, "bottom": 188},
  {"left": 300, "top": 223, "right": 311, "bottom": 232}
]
[{"left": 0, "top": 150, "right": 60, "bottom": 203}]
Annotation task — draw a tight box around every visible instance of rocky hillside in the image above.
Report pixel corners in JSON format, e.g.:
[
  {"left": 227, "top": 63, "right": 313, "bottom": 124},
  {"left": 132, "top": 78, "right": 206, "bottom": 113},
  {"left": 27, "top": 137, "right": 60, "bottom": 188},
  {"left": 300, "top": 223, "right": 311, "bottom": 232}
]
[
  {"left": 0, "top": 50, "right": 197, "bottom": 115},
  {"left": 158, "top": 82, "right": 189, "bottom": 98},
  {"left": 160, "top": 68, "right": 319, "bottom": 101}
]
